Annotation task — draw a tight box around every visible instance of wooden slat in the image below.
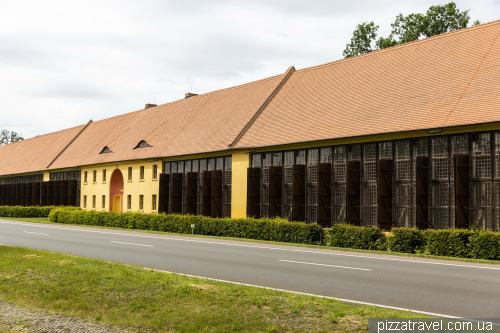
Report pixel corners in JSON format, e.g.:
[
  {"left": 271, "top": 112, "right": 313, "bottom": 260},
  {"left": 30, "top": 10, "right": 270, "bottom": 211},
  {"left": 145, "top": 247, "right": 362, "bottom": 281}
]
[
  {"left": 378, "top": 159, "right": 394, "bottom": 230},
  {"left": 41, "top": 182, "right": 48, "bottom": 206},
  {"left": 454, "top": 154, "right": 470, "bottom": 228},
  {"left": 32, "top": 182, "right": 41, "bottom": 206},
  {"left": 246, "top": 168, "right": 261, "bottom": 218},
  {"left": 269, "top": 166, "right": 282, "bottom": 218},
  {"left": 346, "top": 161, "right": 361, "bottom": 225},
  {"left": 158, "top": 174, "right": 170, "bottom": 213},
  {"left": 317, "top": 163, "right": 332, "bottom": 227},
  {"left": 15, "top": 183, "right": 22, "bottom": 206},
  {"left": 26, "top": 183, "right": 33, "bottom": 206},
  {"left": 170, "top": 173, "right": 183, "bottom": 214},
  {"left": 20, "top": 183, "right": 27, "bottom": 206},
  {"left": 60, "top": 180, "right": 69, "bottom": 206},
  {"left": 10, "top": 184, "right": 15, "bottom": 206},
  {"left": 292, "top": 164, "right": 306, "bottom": 222},
  {"left": 186, "top": 172, "right": 198, "bottom": 215},
  {"left": 0, "top": 184, "right": 4, "bottom": 206},
  {"left": 416, "top": 156, "right": 430, "bottom": 229},
  {"left": 211, "top": 170, "right": 223, "bottom": 218},
  {"left": 52, "top": 181, "right": 61, "bottom": 206},
  {"left": 202, "top": 171, "right": 212, "bottom": 216},
  {"left": 68, "top": 180, "right": 77, "bottom": 206}
]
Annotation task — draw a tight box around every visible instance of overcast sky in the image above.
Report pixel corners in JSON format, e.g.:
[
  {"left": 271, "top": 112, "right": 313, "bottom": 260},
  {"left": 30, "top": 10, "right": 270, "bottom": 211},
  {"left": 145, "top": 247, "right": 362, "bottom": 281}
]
[{"left": 1, "top": 0, "right": 499, "bottom": 139}]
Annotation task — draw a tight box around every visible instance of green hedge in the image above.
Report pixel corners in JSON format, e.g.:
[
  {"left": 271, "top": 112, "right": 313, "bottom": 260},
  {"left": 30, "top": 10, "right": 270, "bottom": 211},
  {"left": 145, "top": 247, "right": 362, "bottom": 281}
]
[
  {"left": 328, "top": 223, "right": 387, "bottom": 250},
  {"left": 0, "top": 206, "right": 80, "bottom": 218},
  {"left": 49, "top": 209, "right": 325, "bottom": 245},
  {"left": 389, "top": 227, "right": 427, "bottom": 254}
]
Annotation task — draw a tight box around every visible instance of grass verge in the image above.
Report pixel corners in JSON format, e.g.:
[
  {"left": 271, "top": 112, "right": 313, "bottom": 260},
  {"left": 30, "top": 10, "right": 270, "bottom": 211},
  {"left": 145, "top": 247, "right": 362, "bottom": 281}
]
[
  {"left": 2, "top": 216, "right": 500, "bottom": 265},
  {"left": 0, "top": 245, "right": 429, "bottom": 332}
]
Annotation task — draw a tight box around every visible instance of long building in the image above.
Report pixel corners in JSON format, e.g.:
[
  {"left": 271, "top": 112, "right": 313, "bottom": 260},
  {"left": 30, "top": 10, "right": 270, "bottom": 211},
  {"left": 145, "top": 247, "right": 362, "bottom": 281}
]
[{"left": 1, "top": 21, "right": 500, "bottom": 231}]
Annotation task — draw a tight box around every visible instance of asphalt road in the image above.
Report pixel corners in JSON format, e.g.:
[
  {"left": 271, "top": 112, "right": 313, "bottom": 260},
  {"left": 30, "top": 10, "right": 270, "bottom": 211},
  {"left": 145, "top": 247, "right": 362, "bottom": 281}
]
[{"left": 1, "top": 219, "right": 499, "bottom": 320}]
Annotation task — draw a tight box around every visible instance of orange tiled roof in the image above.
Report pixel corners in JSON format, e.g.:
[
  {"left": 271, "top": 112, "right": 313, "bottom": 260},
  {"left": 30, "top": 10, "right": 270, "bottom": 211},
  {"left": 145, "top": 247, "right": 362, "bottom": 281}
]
[
  {"left": 0, "top": 125, "right": 86, "bottom": 176},
  {"left": 48, "top": 71, "right": 289, "bottom": 169},
  {"left": 234, "top": 20, "right": 500, "bottom": 149}
]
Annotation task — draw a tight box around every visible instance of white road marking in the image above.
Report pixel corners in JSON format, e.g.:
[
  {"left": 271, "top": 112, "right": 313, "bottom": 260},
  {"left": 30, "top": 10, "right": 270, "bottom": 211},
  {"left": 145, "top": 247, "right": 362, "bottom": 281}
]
[
  {"left": 22, "top": 231, "right": 48, "bottom": 236},
  {"left": 143, "top": 267, "right": 461, "bottom": 319},
  {"left": 1, "top": 220, "right": 500, "bottom": 270},
  {"left": 110, "top": 241, "right": 154, "bottom": 247},
  {"left": 278, "top": 259, "right": 371, "bottom": 271}
]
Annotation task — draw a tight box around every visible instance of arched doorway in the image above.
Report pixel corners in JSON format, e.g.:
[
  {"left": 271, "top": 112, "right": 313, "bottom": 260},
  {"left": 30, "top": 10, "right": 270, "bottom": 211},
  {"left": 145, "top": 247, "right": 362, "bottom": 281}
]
[{"left": 110, "top": 169, "right": 124, "bottom": 212}]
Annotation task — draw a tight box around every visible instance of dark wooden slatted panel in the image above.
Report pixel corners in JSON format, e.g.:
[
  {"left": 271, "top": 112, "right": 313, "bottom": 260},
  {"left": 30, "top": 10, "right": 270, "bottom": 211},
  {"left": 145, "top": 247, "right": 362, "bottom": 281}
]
[
  {"left": 0, "top": 184, "right": 4, "bottom": 206},
  {"left": 211, "top": 170, "right": 223, "bottom": 218},
  {"left": 10, "top": 184, "right": 15, "bottom": 206},
  {"left": 41, "top": 182, "right": 48, "bottom": 206},
  {"left": 60, "top": 180, "right": 69, "bottom": 206},
  {"left": 158, "top": 174, "right": 170, "bottom": 213},
  {"left": 318, "top": 163, "right": 332, "bottom": 227},
  {"left": 52, "top": 181, "right": 61, "bottom": 206},
  {"left": 202, "top": 171, "right": 212, "bottom": 216},
  {"left": 246, "top": 168, "right": 261, "bottom": 218},
  {"left": 454, "top": 154, "right": 470, "bottom": 228},
  {"left": 15, "top": 183, "right": 22, "bottom": 206},
  {"left": 186, "top": 172, "right": 198, "bottom": 215},
  {"left": 26, "top": 183, "right": 33, "bottom": 206},
  {"left": 346, "top": 161, "right": 361, "bottom": 225},
  {"left": 46, "top": 182, "right": 54, "bottom": 206},
  {"left": 170, "top": 173, "right": 183, "bottom": 214},
  {"left": 269, "top": 166, "right": 282, "bottom": 218},
  {"left": 378, "top": 159, "right": 394, "bottom": 230},
  {"left": 20, "top": 183, "right": 27, "bottom": 206},
  {"left": 32, "top": 182, "right": 40, "bottom": 207},
  {"left": 68, "top": 180, "right": 77, "bottom": 206},
  {"left": 416, "top": 156, "right": 430, "bottom": 229},
  {"left": 292, "top": 164, "right": 306, "bottom": 222}
]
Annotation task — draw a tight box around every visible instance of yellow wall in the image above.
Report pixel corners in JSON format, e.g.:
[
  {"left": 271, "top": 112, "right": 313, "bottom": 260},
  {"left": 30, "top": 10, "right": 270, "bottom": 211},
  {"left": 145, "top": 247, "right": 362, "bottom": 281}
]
[
  {"left": 231, "top": 151, "right": 250, "bottom": 218},
  {"left": 80, "top": 160, "right": 161, "bottom": 213}
]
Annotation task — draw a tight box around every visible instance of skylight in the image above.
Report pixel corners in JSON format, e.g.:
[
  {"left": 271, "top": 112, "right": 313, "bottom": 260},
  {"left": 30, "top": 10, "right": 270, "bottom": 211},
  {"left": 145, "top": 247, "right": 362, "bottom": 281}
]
[
  {"left": 99, "top": 146, "right": 113, "bottom": 154},
  {"left": 134, "top": 140, "right": 152, "bottom": 149}
]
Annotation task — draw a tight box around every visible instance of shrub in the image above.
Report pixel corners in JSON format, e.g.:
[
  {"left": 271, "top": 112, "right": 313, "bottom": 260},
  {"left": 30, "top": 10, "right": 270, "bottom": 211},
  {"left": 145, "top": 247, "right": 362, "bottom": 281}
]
[
  {"left": 470, "top": 231, "right": 500, "bottom": 260},
  {"left": 389, "top": 227, "right": 426, "bottom": 254},
  {"left": 0, "top": 206, "right": 80, "bottom": 218},
  {"left": 424, "top": 228, "right": 478, "bottom": 258},
  {"left": 49, "top": 210, "right": 325, "bottom": 245},
  {"left": 328, "top": 223, "right": 386, "bottom": 250}
]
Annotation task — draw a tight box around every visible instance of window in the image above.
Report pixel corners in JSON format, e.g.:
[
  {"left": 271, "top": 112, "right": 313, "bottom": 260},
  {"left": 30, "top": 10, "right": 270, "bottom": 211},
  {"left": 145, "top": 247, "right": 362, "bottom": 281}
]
[
  {"left": 103, "top": 169, "right": 106, "bottom": 182},
  {"left": 140, "top": 166, "right": 145, "bottom": 180},
  {"left": 83, "top": 195, "right": 87, "bottom": 208},
  {"left": 92, "top": 195, "right": 96, "bottom": 209},
  {"left": 99, "top": 146, "right": 113, "bottom": 154},
  {"left": 128, "top": 167, "right": 132, "bottom": 181},
  {"left": 127, "top": 195, "right": 131, "bottom": 210},
  {"left": 153, "top": 165, "right": 158, "bottom": 179},
  {"left": 134, "top": 140, "right": 152, "bottom": 149},
  {"left": 102, "top": 195, "right": 106, "bottom": 209},
  {"left": 152, "top": 195, "right": 157, "bottom": 211},
  {"left": 84, "top": 171, "right": 88, "bottom": 183},
  {"left": 139, "top": 195, "right": 144, "bottom": 210},
  {"left": 93, "top": 170, "right": 97, "bottom": 183}
]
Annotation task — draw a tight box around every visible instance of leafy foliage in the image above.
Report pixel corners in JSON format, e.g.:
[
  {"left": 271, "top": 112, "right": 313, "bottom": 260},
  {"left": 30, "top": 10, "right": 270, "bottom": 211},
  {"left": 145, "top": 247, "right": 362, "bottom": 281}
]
[
  {"left": 0, "top": 129, "right": 24, "bottom": 145},
  {"left": 328, "top": 223, "right": 387, "bottom": 250},
  {"left": 343, "top": 2, "right": 473, "bottom": 58},
  {"left": 50, "top": 209, "right": 325, "bottom": 245},
  {"left": 389, "top": 228, "right": 427, "bottom": 254}
]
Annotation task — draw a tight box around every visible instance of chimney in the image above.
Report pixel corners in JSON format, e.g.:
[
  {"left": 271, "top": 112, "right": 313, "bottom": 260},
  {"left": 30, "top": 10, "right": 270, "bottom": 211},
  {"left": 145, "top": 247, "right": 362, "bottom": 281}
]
[
  {"left": 185, "top": 93, "right": 198, "bottom": 99},
  {"left": 145, "top": 103, "right": 157, "bottom": 109}
]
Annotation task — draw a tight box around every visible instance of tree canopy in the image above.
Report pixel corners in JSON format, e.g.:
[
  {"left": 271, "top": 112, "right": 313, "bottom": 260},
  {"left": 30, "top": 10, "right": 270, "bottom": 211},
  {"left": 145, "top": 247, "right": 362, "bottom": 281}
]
[
  {"left": 0, "top": 129, "right": 24, "bottom": 146},
  {"left": 343, "top": 2, "right": 480, "bottom": 59}
]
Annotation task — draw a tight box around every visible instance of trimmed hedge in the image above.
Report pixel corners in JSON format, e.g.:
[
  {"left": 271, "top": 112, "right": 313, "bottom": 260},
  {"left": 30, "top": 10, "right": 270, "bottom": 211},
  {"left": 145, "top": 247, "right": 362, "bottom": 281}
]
[
  {"left": 389, "top": 227, "right": 427, "bottom": 254},
  {"left": 49, "top": 209, "right": 325, "bottom": 245},
  {"left": 328, "top": 223, "right": 387, "bottom": 250},
  {"left": 0, "top": 206, "right": 80, "bottom": 218}
]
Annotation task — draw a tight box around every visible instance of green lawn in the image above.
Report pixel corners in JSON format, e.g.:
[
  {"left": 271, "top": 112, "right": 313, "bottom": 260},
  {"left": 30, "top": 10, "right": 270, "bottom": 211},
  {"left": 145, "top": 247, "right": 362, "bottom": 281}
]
[{"left": 0, "top": 245, "right": 430, "bottom": 332}]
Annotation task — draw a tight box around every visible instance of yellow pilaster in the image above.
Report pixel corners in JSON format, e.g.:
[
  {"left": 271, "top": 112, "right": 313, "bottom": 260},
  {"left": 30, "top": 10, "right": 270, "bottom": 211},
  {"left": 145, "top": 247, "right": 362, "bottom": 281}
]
[
  {"left": 43, "top": 171, "right": 50, "bottom": 182},
  {"left": 231, "top": 151, "right": 250, "bottom": 218}
]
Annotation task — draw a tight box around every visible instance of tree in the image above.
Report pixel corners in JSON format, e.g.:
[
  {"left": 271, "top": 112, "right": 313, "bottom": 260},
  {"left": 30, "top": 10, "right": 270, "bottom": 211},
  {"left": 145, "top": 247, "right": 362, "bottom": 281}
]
[
  {"left": 0, "top": 129, "right": 24, "bottom": 146},
  {"left": 343, "top": 2, "right": 474, "bottom": 58}
]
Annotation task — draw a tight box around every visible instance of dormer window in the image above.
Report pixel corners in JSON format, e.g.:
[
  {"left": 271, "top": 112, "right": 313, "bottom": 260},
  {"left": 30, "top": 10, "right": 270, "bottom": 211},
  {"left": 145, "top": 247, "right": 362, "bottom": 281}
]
[
  {"left": 99, "top": 146, "right": 113, "bottom": 154},
  {"left": 134, "top": 140, "right": 152, "bottom": 149}
]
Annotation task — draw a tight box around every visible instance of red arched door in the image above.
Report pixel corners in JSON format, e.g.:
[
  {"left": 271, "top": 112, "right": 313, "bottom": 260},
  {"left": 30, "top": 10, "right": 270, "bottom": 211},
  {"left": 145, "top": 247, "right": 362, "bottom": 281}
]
[{"left": 110, "top": 169, "right": 124, "bottom": 212}]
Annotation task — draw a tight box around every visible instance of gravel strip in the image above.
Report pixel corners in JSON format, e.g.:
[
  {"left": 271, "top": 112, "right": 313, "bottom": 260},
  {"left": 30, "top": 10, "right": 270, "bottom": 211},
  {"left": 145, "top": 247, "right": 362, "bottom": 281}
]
[{"left": 0, "top": 300, "right": 137, "bottom": 333}]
